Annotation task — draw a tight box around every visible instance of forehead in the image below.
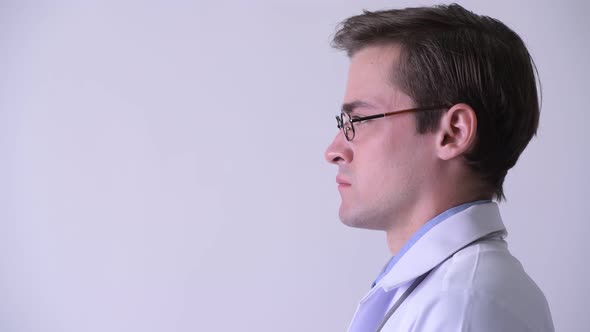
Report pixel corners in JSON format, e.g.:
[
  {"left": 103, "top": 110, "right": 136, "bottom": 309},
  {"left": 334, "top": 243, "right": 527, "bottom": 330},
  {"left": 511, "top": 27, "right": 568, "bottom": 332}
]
[{"left": 344, "top": 45, "right": 407, "bottom": 110}]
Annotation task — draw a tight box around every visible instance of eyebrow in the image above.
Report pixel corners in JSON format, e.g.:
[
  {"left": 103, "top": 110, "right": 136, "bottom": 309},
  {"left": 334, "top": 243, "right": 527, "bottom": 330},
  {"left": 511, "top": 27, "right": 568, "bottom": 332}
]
[{"left": 341, "top": 100, "right": 376, "bottom": 114}]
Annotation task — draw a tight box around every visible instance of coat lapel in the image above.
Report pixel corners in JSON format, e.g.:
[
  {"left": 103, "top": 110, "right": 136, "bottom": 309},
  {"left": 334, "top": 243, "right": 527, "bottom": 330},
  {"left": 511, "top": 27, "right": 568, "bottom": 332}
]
[{"left": 379, "top": 203, "right": 506, "bottom": 291}]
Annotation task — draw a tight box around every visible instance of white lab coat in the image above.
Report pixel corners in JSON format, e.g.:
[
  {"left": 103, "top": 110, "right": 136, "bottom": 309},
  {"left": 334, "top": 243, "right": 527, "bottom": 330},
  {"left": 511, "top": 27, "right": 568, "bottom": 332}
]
[{"left": 347, "top": 203, "right": 554, "bottom": 332}]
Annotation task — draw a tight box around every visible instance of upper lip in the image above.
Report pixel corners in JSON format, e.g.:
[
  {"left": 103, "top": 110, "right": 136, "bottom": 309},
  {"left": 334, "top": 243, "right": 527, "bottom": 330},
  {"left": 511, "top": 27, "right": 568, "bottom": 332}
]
[{"left": 336, "top": 176, "right": 350, "bottom": 185}]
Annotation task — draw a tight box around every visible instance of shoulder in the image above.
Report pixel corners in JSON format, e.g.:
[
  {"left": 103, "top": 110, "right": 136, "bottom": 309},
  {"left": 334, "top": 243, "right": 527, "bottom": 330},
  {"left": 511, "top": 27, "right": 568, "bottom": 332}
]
[
  {"left": 399, "top": 288, "right": 552, "bottom": 332},
  {"left": 384, "top": 238, "right": 554, "bottom": 331},
  {"left": 439, "top": 236, "right": 545, "bottom": 303}
]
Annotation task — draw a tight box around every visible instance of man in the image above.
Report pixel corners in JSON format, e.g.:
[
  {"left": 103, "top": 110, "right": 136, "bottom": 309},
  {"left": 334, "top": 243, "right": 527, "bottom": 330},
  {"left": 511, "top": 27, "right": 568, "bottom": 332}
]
[{"left": 325, "top": 4, "right": 554, "bottom": 332}]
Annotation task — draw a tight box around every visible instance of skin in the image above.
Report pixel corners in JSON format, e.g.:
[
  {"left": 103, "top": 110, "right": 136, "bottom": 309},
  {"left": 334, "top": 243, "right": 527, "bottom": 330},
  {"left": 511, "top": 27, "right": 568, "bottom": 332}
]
[{"left": 325, "top": 44, "right": 491, "bottom": 255}]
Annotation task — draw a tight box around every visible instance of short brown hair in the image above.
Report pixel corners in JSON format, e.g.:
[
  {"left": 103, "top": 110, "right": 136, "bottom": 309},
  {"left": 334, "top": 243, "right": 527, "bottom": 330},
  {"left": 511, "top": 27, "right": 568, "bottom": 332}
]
[{"left": 332, "top": 4, "right": 540, "bottom": 201}]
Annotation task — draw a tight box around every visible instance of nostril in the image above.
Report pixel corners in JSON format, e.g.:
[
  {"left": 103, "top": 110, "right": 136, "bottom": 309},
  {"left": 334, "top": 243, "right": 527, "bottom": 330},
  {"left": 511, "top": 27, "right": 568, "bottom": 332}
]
[
  {"left": 325, "top": 134, "right": 352, "bottom": 164},
  {"left": 331, "top": 155, "right": 344, "bottom": 163},
  {"left": 326, "top": 149, "right": 348, "bottom": 164}
]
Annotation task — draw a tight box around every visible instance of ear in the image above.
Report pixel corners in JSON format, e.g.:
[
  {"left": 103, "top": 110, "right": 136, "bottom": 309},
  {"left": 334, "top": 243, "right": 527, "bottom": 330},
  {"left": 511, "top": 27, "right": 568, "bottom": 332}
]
[{"left": 435, "top": 103, "right": 478, "bottom": 161}]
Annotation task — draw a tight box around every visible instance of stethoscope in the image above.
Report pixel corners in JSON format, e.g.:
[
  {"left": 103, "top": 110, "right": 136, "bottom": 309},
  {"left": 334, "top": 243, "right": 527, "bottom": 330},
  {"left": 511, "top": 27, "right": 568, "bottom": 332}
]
[
  {"left": 372, "top": 230, "right": 504, "bottom": 331},
  {"left": 374, "top": 269, "right": 432, "bottom": 332}
]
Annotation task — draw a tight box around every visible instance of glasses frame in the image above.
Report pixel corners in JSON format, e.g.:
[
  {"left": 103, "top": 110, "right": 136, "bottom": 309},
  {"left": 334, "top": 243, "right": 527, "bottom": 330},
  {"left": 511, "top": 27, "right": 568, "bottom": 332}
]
[{"left": 336, "top": 104, "right": 451, "bottom": 141}]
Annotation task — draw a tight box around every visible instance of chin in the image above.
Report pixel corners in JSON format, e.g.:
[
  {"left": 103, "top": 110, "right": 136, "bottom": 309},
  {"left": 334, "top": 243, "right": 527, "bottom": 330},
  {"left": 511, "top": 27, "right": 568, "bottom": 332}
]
[{"left": 339, "top": 207, "right": 386, "bottom": 230}]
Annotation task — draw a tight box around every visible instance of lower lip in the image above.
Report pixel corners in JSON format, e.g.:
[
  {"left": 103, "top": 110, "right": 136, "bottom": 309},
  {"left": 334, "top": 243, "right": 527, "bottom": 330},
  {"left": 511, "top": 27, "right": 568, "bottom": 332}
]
[{"left": 338, "top": 183, "right": 351, "bottom": 189}]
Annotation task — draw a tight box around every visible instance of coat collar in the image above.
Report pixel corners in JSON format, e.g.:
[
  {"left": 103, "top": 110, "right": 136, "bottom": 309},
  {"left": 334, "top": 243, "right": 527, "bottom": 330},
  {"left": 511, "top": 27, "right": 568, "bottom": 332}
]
[{"left": 378, "top": 202, "right": 506, "bottom": 291}]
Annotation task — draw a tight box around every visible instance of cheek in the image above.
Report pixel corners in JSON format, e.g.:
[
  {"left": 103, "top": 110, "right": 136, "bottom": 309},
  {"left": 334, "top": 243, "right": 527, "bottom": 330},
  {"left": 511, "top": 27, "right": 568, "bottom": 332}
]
[
  {"left": 357, "top": 148, "right": 401, "bottom": 189},
  {"left": 367, "top": 142, "right": 418, "bottom": 189}
]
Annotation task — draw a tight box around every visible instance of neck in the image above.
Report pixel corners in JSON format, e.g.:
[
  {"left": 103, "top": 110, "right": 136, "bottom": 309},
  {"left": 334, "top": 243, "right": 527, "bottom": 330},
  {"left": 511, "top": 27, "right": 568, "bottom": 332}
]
[{"left": 384, "top": 190, "right": 491, "bottom": 256}]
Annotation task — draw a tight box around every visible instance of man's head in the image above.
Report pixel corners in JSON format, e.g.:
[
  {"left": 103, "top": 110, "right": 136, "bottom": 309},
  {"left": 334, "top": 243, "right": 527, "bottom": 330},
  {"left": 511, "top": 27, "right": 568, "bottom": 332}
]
[{"left": 325, "top": 4, "right": 539, "bottom": 230}]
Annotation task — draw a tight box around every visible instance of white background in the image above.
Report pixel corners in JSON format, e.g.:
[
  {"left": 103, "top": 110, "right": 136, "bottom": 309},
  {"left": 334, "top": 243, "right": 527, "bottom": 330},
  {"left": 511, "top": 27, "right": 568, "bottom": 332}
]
[{"left": 1, "top": 0, "right": 588, "bottom": 331}]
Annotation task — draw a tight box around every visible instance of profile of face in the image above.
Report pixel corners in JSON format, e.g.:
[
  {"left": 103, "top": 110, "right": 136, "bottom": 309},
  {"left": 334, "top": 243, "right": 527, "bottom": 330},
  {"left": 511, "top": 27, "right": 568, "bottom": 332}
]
[{"left": 325, "top": 45, "right": 438, "bottom": 231}]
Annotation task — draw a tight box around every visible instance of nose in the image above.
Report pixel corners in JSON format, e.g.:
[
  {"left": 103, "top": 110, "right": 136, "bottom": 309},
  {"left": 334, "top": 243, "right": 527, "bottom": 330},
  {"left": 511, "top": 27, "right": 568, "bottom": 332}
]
[{"left": 325, "top": 131, "right": 353, "bottom": 165}]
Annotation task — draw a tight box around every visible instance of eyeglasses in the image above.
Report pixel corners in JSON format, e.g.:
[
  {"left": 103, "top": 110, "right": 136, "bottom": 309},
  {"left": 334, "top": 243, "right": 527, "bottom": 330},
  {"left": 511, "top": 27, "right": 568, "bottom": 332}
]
[{"left": 335, "top": 105, "right": 450, "bottom": 141}]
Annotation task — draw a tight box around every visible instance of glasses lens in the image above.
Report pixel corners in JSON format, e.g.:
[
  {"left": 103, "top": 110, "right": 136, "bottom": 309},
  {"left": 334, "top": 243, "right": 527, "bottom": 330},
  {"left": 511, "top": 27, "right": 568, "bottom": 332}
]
[
  {"left": 336, "top": 115, "right": 343, "bottom": 129},
  {"left": 341, "top": 112, "right": 354, "bottom": 141}
]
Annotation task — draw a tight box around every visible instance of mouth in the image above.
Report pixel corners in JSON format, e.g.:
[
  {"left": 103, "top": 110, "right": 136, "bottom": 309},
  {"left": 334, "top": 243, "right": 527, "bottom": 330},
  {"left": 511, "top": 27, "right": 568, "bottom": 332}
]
[{"left": 336, "top": 176, "right": 351, "bottom": 187}]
